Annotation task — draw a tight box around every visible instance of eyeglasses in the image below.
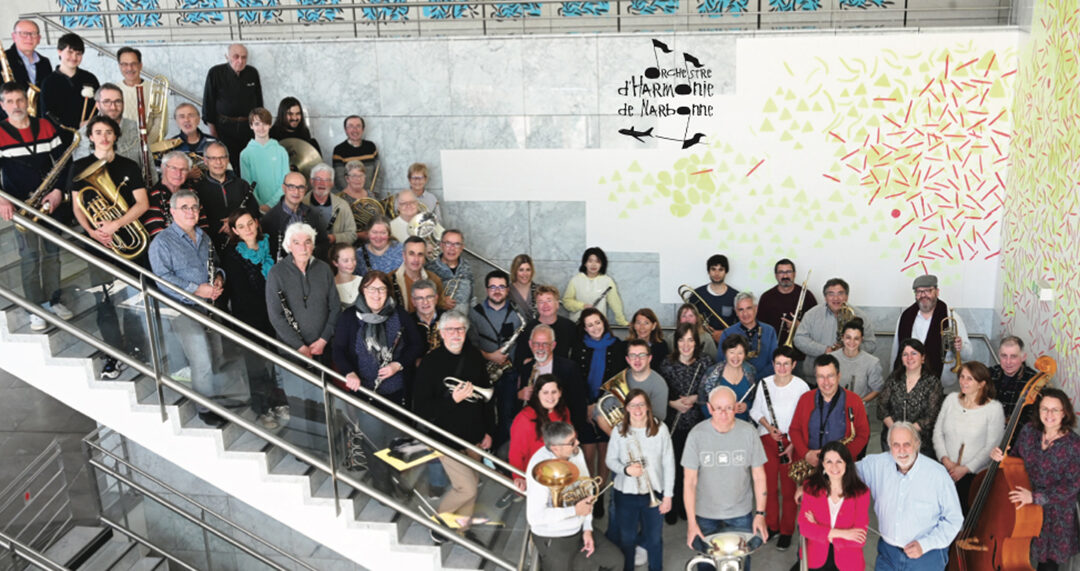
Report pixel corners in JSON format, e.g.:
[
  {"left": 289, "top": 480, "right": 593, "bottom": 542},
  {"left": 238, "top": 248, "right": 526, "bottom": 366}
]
[
  {"left": 775, "top": 270, "right": 794, "bottom": 275},
  {"left": 412, "top": 294, "right": 436, "bottom": 303},
  {"left": 553, "top": 439, "right": 579, "bottom": 448},
  {"left": 409, "top": 176, "right": 426, "bottom": 181},
  {"left": 14, "top": 31, "right": 40, "bottom": 38},
  {"left": 311, "top": 177, "right": 332, "bottom": 184},
  {"left": 627, "top": 353, "right": 650, "bottom": 360},
  {"left": 346, "top": 173, "right": 365, "bottom": 179},
  {"left": 205, "top": 155, "right": 228, "bottom": 162},
  {"left": 442, "top": 326, "right": 466, "bottom": 334},
  {"left": 712, "top": 405, "right": 735, "bottom": 413},
  {"left": 363, "top": 286, "right": 387, "bottom": 294},
  {"left": 283, "top": 184, "right": 306, "bottom": 191},
  {"left": 1040, "top": 407, "right": 1064, "bottom": 415},
  {"left": 487, "top": 285, "right": 507, "bottom": 291},
  {"left": 98, "top": 98, "right": 123, "bottom": 107},
  {"left": 174, "top": 204, "right": 199, "bottom": 212},
  {"left": 530, "top": 341, "right": 553, "bottom": 348},
  {"left": 626, "top": 402, "right": 648, "bottom": 409},
  {"left": 441, "top": 241, "right": 462, "bottom": 248}
]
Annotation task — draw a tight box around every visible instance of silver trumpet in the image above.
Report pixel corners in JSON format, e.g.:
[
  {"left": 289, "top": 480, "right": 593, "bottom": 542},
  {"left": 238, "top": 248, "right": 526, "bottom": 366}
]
[
  {"left": 443, "top": 377, "right": 494, "bottom": 403},
  {"left": 629, "top": 436, "right": 661, "bottom": 508}
]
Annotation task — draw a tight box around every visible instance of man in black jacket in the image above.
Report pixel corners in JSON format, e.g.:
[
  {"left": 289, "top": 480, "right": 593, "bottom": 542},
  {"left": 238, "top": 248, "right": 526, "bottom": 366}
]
[
  {"left": 2, "top": 20, "right": 50, "bottom": 121},
  {"left": 413, "top": 311, "right": 494, "bottom": 543}
]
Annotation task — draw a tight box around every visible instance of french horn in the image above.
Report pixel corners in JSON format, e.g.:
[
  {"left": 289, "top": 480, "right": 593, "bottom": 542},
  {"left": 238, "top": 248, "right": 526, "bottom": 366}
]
[{"left": 531, "top": 459, "right": 611, "bottom": 507}]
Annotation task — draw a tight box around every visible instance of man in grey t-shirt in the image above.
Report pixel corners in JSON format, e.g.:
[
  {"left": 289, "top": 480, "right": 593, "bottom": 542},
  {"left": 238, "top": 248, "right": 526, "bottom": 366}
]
[
  {"left": 683, "top": 386, "right": 769, "bottom": 567},
  {"left": 597, "top": 338, "right": 670, "bottom": 436}
]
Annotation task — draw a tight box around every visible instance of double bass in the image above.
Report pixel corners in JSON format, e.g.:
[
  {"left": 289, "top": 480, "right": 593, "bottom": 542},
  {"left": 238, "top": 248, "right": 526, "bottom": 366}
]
[{"left": 948, "top": 355, "right": 1056, "bottom": 571}]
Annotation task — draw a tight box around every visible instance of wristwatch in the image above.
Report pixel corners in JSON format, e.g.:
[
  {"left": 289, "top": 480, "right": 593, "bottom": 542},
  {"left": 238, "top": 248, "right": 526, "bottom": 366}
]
[{"left": 754, "top": 510, "right": 766, "bottom": 516}]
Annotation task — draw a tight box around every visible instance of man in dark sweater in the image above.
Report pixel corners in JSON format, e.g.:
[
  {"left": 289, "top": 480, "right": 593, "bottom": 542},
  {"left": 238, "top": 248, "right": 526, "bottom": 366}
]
[
  {"left": 331, "top": 115, "right": 378, "bottom": 191},
  {"left": 202, "top": 44, "right": 262, "bottom": 172},
  {"left": 2, "top": 20, "right": 51, "bottom": 121},
  {"left": 991, "top": 336, "right": 1038, "bottom": 428},
  {"left": 260, "top": 171, "right": 328, "bottom": 261},
  {"left": 40, "top": 33, "right": 98, "bottom": 145},
  {"left": 412, "top": 311, "right": 494, "bottom": 543}
]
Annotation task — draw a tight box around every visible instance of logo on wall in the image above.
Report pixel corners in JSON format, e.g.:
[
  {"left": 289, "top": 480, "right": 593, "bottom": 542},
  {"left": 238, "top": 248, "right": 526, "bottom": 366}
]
[{"left": 617, "top": 39, "right": 715, "bottom": 149}]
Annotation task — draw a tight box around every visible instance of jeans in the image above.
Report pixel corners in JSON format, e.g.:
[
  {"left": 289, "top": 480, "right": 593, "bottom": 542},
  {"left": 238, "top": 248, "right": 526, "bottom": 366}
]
[
  {"left": 16, "top": 230, "right": 60, "bottom": 305},
  {"left": 612, "top": 490, "right": 662, "bottom": 571},
  {"left": 493, "top": 368, "right": 521, "bottom": 450},
  {"left": 171, "top": 314, "right": 224, "bottom": 414},
  {"left": 692, "top": 512, "right": 756, "bottom": 571},
  {"left": 534, "top": 530, "right": 623, "bottom": 571},
  {"left": 875, "top": 540, "right": 948, "bottom": 571}
]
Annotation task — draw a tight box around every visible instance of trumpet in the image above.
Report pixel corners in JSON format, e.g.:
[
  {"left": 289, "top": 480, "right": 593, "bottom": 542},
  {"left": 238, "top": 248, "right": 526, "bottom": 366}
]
[
  {"left": 940, "top": 310, "right": 963, "bottom": 375},
  {"left": 629, "top": 437, "right": 661, "bottom": 508},
  {"left": 443, "top": 376, "right": 494, "bottom": 402},
  {"left": 782, "top": 270, "right": 812, "bottom": 348},
  {"left": 532, "top": 459, "right": 614, "bottom": 508},
  {"left": 678, "top": 284, "right": 730, "bottom": 331}
]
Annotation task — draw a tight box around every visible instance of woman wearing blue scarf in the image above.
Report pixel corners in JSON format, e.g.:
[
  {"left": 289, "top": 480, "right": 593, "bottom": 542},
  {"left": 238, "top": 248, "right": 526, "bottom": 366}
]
[
  {"left": 221, "top": 210, "right": 286, "bottom": 430},
  {"left": 572, "top": 307, "right": 626, "bottom": 518}
]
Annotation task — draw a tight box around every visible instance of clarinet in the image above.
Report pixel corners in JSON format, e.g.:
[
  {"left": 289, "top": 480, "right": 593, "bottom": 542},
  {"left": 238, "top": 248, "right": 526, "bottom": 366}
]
[
  {"left": 590, "top": 285, "right": 613, "bottom": 308},
  {"left": 276, "top": 231, "right": 286, "bottom": 261},
  {"left": 238, "top": 183, "right": 254, "bottom": 213},
  {"left": 276, "top": 289, "right": 302, "bottom": 336},
  {"left": 206, "top": 256, "right": 217, "bottom": 286},
  {"left": 326, "top": 208, "right": 340, "bottom": 233},
  {"left": 373, "top": 330, "right": 403, "bottom": 392}
]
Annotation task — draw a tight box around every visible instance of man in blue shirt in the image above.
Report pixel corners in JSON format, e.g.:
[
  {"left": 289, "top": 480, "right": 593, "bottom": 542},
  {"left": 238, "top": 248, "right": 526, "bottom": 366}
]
[
  {"left": 718, "top": 291, "right": 779, "bottom": 380},
  {"left": 856, "top": 421, "right": 963, "bottom": 570},
  {"left": 149, "top": 189, "right": 230, "bottom": 427}
]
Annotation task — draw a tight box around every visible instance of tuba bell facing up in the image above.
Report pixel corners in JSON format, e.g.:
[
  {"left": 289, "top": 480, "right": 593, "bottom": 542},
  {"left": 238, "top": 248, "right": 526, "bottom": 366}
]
[{"left": 74, "top": 158, "right": 149, "bottom": 260}]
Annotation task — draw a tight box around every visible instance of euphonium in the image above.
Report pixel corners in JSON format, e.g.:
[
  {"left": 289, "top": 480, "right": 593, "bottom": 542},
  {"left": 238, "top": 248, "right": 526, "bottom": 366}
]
[
  {"left": 596, "top": 369, "right": 631, "bottom": 427},
  {"left": 532, "top": 459, "right": 612, "bottom": 507},
  {"left": 443, "top": 376, "right": 493, "bottom": 402},
  {"left": 73, "top": 159, "right": 149, "bottom": 260},
  {"left": 678, "top": 284, "right": 729, "bottom": 331},
  {"left": 940, "top": 309, "right": 963, "bottom": 375}
]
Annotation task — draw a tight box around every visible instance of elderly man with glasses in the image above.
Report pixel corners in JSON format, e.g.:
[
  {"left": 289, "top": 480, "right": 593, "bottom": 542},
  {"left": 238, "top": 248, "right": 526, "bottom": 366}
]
[
  {"left": 424, "top": 228, "right": 473, "bottom": 311},
  {"left": 301, "top": 162, "right": 356, "bottom": 246},
  {"left": 261, "top": 171, "right": 329, "bottom": 262}
]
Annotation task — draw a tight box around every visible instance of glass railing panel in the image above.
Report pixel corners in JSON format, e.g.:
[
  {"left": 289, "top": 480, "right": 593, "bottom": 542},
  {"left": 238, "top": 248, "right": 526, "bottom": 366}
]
[{"left": 327, "top": 392, "right": 527, "bottom": 569}]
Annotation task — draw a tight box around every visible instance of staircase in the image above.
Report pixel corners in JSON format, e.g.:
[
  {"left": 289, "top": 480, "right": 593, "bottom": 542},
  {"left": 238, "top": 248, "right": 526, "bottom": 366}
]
[{"left": 0, "top": 216, "right": 528, "bottom": 570}]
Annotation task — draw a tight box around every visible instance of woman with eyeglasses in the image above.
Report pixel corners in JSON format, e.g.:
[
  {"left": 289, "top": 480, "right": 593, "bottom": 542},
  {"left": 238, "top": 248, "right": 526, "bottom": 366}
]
[
  {"left": 606, "top": 389, "right": 674, "bottom": 571},
  {"left": 337, "top": 160, "right": 373, "bottom": 243},
  {"left": 991, "top": 388, "right": 1080, "bottom": 571}
]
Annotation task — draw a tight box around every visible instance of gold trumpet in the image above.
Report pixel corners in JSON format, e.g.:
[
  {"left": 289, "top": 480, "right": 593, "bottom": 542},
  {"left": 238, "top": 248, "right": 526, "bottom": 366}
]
[
  {"left": 596, "top": 369, "right": 631, "bottom": 427},
  {"left": 532, "top": 459, "right": 613, "bottom": 507},
  {"left": 74, "top": 159, "right": 150, "bottom": 260},
  {"left": 678, "top": 284, "right": 730, "bottom": 331},
  {"left": 940, "top": 310, "right": 963, "bottom": 375},
  {"left": 443, "top": 377, "right": 494, "bottom": 402}
]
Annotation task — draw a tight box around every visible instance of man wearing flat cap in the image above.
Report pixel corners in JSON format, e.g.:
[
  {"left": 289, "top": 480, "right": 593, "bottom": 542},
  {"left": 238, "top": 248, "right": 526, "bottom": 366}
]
[{"left": 890, "top": 275, "right": 972, "bottom": 389}]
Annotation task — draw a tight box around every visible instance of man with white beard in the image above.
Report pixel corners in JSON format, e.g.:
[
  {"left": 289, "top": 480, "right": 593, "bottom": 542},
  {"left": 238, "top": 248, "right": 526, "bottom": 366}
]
[{"left": 856, "top": 422, "right": 962, "bottom": 570}]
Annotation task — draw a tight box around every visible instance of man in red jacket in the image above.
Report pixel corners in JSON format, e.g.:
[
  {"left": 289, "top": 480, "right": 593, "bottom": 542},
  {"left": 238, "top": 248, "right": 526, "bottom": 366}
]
[{"left": 790, "top": 354, "right": 870, "bottom": 468}]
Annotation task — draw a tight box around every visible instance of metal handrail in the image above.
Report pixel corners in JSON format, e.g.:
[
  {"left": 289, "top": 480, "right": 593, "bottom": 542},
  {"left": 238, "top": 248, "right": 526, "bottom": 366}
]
[
  {"left": 0, "top": 533, "right": 67, "bottom": 571},
  {"left": 0, "top": 189, "right": 520, "bottom": 479},
  {"left": 97, "top": 517, "right": 198, "bottom": 571},
  {"left": 84, "top": 426, "right": 318, "bottom": 571},
  {"left": 0, "top": 289, "right": 519, "bottom": 569},
  {"left": 88, "top": 458, "right": 295, "bottom": 571},
  {"left": 0, "top": 206, "right": 524, "bottom": 568}
]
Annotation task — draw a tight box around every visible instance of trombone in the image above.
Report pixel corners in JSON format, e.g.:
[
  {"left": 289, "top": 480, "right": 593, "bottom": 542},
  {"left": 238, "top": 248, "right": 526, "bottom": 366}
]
[
  {"left": 678, "top": 284, "right": 730, "bottom": 331},
  {"left": 782, "top": 270, "right": 811, "bottom": 348}
]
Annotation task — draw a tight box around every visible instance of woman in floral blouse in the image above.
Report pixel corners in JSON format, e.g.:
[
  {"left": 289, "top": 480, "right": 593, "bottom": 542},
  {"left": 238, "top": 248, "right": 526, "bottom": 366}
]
[{"left": 876, "top": 338, "right": 942, "bottom": 457}]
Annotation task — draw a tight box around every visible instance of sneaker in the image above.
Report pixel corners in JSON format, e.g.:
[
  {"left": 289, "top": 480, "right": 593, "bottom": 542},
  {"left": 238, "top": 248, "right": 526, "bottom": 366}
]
[
  {"left": 257, "top": 413, "right": 279, "bottom": 430},
  {"left": 101, "top": 358, "right": 121, "bottom": 380},
  {"left": 768, "top": 528, "right": 780, "bottom": 541},
  {"left": 45, "top": 302, "right": 73, "bottom": 320},
  {"left": 665, "top": 510, "right": 678, "bottom": 525},
  {"left": 271, "top": 405, "right": 290, "bottom": 424},
  {"left": 29, "top": 313, "right": 46, "bottom": 331},
  {"left": 198, "top": 411, "right": 226, "bottom": 428},
  {"left": 777, "top": 534, "right": 792, "bottom": 551},
  {"left": 634, "top": 546, "right": 647, "bottom": 566}
]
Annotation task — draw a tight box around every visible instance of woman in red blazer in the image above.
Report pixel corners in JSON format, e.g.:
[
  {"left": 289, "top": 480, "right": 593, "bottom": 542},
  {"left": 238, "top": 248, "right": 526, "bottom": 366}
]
[{"left": 797, "top": 441, "right": 870, "bottom": 570}]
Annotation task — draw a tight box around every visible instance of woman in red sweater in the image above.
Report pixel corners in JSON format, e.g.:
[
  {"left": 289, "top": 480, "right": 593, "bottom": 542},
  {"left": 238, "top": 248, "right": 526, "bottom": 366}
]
[
  {"left": 797, "top": 440, "right": 870, "bottom": 571},
  {"left": 509, "top": 374, "right": 571, "bottom": 490}
]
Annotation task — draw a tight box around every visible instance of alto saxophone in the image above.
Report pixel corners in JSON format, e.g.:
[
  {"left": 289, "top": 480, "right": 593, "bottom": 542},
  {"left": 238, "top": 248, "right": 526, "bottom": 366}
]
[
  {"left": 788, "top": 407, "right": 856, "bottom": 485},
  {"left": 16, "top": 124, "right": 80, "bottom": 232},
  {"left": 486, "top": 320, "right": 526, "bottom": 383}
]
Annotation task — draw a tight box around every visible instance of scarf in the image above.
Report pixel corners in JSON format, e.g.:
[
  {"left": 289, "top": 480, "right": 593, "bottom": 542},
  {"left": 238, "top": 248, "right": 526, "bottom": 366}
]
[
  {"left": 236, "top": 235, "right": 274, "bottom": 278},
  {"left": 355, "top": 295, "right": 397, "bottom": 364},
  {"left": 584, "top": 332, "right": 617, "bottom": 400}
]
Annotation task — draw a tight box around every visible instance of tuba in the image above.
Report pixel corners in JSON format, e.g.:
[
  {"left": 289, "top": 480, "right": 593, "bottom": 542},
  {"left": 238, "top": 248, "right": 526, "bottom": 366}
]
[
  {"left": 532, "top": 459, "right": 611, "bottom": 507},
  {"left": 73, "top": 159, "right": 150, "bottom": 260},
  {"left": 940, "top": 310, "right": 963, "bottom": 375},
  {"left": 596, "top": 369, "right": 631, "bottom": 427},
  {"left": 678, "top": 284, "right": 729, "bottom": 331}
]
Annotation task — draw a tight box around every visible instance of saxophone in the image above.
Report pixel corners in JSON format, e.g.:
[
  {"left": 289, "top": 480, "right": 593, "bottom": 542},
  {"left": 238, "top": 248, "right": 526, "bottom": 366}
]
[
  {"left": 486, "top": 320, "right": 527, "bottom": 383},
  {"left": 16, "top": 124, "right": 80, "bottom": 232},
  {"left": 788, "top": 407, "right": 857, "bottom": 485}
]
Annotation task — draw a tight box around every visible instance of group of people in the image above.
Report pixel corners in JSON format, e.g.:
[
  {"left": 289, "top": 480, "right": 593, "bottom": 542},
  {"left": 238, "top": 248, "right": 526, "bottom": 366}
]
[{"left": 3, "top": 22, "right": 1079, "bottom": 571}]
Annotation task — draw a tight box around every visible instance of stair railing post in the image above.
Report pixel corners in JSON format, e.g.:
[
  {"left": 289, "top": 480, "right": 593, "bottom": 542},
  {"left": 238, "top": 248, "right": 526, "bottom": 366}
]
[
  {"left": 320, "top": 370, "right": 342, "bottom": 516},
  {"left": 139, "top": 274, "right": 168, "bottom": 422}
]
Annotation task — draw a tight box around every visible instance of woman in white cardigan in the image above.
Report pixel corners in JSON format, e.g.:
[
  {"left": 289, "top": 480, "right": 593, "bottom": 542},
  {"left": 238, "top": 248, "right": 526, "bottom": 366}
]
[{"left": 933, "top": 361, "right": 1005, "bottom": 515}]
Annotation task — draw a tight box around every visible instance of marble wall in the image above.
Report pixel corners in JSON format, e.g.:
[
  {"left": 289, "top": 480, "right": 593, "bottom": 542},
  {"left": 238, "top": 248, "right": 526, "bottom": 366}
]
[{"left": 32, "top": 31, "right": 1007, "bottom": 343}]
